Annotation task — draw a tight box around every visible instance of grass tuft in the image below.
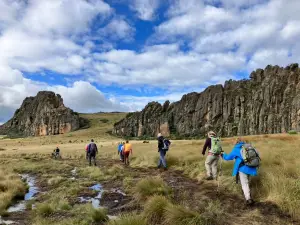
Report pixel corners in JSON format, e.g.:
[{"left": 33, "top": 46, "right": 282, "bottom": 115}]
[
  {"left": 90, "top": 208, "right": 108, "bottom": 222},
  {"left": 107, "top": 214, "right": 147, "bottom": 225},
  {"left": 163, "top": 204, "right": 204, "bottom": 225},
  {"left": 143, "top": 195, "right": 171, "bottom": 225},
  {"left": 134, "top": 177, "right": 172, "bottom": 202},
  {"left": 36, "top": 203, "right": 54, "bottom": 217}
]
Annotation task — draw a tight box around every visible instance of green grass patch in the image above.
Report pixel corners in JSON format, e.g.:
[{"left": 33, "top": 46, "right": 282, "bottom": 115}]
[{"left": 134, "top": 177, "right": 172, "bottom": 202}]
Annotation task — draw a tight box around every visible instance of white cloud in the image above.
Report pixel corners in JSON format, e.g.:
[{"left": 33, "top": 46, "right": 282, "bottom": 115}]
[
  {"left": 98, "top": 18, "right": 135, "bottom": 41},
  {"left": 130, "top": 0, "right": 160, "bottom": 20},
  {"left": 2, "top": 0, "right": 300, "bottom": 124},
  {"left": 91, "top": 43, "right": 243, "bottom": 88}
]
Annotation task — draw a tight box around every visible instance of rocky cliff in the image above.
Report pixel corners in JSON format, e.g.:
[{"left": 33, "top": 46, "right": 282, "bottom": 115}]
[
  {"left": 0, "top": 91, "right": 88, "bottom": 137},
  {"left": 114, "top": 64, "right": 300, "bottom": 138}
]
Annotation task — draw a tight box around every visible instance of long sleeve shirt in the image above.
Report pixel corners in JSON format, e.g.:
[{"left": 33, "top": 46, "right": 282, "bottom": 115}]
[{"left": 202, "top": 138, "right": 211, "bottom": 155}]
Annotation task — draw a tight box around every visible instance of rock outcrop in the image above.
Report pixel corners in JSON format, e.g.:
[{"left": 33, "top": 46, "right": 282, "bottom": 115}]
[
  {"left": 114, "top": 64, "right": 300, "bottom": 138},
  {"left": 0, "top": 91, "right": 88, "bottom": 137}
]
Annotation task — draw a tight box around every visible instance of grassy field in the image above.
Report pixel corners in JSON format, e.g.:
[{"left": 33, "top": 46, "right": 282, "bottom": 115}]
[{"left": 0, "top": 113, "right": 299, "bottom": 225}]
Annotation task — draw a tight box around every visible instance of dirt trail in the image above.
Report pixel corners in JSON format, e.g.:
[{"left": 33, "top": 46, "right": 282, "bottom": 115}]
[
  {"left": 99, "top": 159, "right": 299, "bottom": 225},
  {"left": 2, "top": 158, "right": 299, "bottom": 225}
]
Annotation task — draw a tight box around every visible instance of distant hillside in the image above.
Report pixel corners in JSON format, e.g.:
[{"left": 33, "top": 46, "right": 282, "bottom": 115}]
[{"left": 114, "top": 63, "right": 300, "bottom": 138}]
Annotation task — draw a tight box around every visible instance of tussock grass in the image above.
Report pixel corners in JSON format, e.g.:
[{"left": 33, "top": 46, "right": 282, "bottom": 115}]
[
  {"left": 143, "top": 195, "right": 171, "bottom": 224},
  {"left": 107, "top": 214, "right": 147, "bottom": 225},
  {"left": 134, "top": 177, "right": 172, "bottom": 202},
  {"left": 47, "top": 176, "right": 65, "bottom": 187},
  {"left": 0, "top": 170, "right": 27, "bottom": 215},
  {"left": 36, "top": 203, "right": 54, "bottom": 217},
  {"left": 90, "top": 208, "right": 108, "bottom": 222},
  {"left": 163, "top": 204, "right": 204, "bottom": 225}
]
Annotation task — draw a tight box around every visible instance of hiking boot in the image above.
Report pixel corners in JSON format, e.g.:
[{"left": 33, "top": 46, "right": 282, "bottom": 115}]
[
  {"left": 164, "top": 167, "right": 168, "bottom": 171},
  {"left": 206, "top": 176, "right": 213, "bottom": 180},
  {"left": 246, "top": 199, "right": 254, "bottom": 206}
]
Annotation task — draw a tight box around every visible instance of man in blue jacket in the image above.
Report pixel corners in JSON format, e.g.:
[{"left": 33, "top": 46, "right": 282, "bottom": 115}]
[
  {"left": 117, "top": 142, "right": 124, "bottom": 162},
  {"left": 222, "top": 137, "right": 258, "bottom": 206}
]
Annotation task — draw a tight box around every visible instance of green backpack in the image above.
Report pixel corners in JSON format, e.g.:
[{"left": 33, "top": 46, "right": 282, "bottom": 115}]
[{"left": 210, "top": 137, "right": 222, "bottom": 155}]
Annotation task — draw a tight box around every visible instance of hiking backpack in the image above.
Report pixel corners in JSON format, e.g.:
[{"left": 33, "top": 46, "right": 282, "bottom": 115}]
[
  {"left": 89, "top": 143, "right": 97, "bottom": 155},
  {"left": 210, "top": 137, "right": 222, "bottom": 155},
  {"left": 241, "top": 144, "right": 260, "bottom": 167},
  {"left": 162, "top": 139, "right": 171, "bottom": 151}
]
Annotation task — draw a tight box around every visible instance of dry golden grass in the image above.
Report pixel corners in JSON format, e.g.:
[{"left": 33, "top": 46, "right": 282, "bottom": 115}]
[
  {"left": 0, "top": 112, "right": 299, "bottom": 221},
  {"left": 0, "top": 170, "right": 27, "bottom": 215}
]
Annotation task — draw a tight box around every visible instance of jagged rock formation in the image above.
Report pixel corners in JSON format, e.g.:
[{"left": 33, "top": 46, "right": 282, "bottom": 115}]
[
  {"left": 0, "top": 91, "right": 88, "bottom": 137},
  {"left": 114, "top": 64, "right": 300, "bottom": 138}
]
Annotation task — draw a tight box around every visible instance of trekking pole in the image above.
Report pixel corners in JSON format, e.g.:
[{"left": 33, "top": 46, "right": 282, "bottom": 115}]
[{"left": 217, "top": 155, "right": 223, "bottom": 192}]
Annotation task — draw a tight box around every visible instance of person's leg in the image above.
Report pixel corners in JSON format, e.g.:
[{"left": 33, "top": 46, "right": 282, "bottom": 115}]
[
  {"left": 205, "top": 155, "right": 214, "bottom": 179},
  {"left": 89, "top": 154, "right": 92, "bottom": 166},
  {"left": 158, "top": 151, "right": 162, "bottom": 168},
  {"left": 124, "top": 152, "right": 128, "bottom": 165},
  {"left": 160, "top": 150, "right": 167, "bottom": 168},
  {"left": 93, "top": 155, "right": 97, "bottom": 166},
  {"left": 211, "top": 156, "right": 219, "bottom": 179},
  {"left": 239, "top": 172, "right": 251, "bottom": 200}
]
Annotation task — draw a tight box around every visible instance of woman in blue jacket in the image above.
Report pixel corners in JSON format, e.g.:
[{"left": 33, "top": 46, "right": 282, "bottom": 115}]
[{"left": 222, "top": 137, "right": 258, "bottom": 205}]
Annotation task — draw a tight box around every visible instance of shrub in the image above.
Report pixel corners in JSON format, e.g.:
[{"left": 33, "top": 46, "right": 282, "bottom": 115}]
[
  {"left": 288, "top": 130, "right": 298, "bottom": 135},
  {"left": 134, "top": 177, "right": 172, "bottom": 202},
  {"left": 99, "top": 118, "right": 109, "bottom": 123},
  {"left": 143, "top": 195, "right": 171, "bottom": 224}
]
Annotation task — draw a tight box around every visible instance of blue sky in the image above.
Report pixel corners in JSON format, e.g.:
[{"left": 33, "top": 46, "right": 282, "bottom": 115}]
[{"left": 1, "top": 0, "right": 300, "bottom": 123}]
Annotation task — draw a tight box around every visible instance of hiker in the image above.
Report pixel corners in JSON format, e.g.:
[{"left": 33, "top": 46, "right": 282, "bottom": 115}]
[
  {"left": 85, "top": 144, "right": 89, "bottom": 160},
  {"left": 88, "top": 139, "right": 98, "bottom": 166},
  {"left": 117, "top": 142, "right": 124, "bottom": 162},
  {"left": 222, "top": 137, "right": 260, "bottom": 206},
  {"left": 157, "top": 133, "right": 171, "bottom": 170},
  {"left": 123, "top": 140, "right": 132, "bottom": 165},
  {"left": 202, "top": 131, "right": 223, "bottom": 180}
]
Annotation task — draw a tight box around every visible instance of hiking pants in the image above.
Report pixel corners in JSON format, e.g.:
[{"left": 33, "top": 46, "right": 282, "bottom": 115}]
[
  {"left": 239, "top": 172, "right": 251, "bottom": 200},
  {"left": 205, "top": 155, "right": 219, "bottom": 178},
  {"left": 120, "top": 151, "right": 124, "bottom": 161},
  {"left": 86, "top": 152, "right": 89, "bottom": 160},
  {"left": 158, "top": 150, "right": 167, "bottom": 168},
  {"left": 89, "top": 154, "right": 97, "bottom": 166}
]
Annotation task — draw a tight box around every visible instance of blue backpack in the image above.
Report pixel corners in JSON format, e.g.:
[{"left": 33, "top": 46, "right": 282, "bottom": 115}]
[{"left": 162, "top": 139, "right": 171, "bottom": 151}]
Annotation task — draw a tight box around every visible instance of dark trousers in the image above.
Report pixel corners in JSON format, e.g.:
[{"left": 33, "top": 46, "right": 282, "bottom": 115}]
[
  {"left": 158, "top": 150, "right": 167, "bottom": 168},
  {"left": 120, "top": 152, "right": 124, "bottom": 161},
  {"left": 89, "top": 153, "right": 96, "bottom": 166},
  {"left": 86, "top": 152, "right": 89, "bottom": 160},
  {"left": 124, "top": 152, "right": 130, "bottom": 165}
]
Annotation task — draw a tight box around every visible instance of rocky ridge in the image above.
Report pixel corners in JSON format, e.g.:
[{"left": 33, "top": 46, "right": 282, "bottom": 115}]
[
  {"left": 0, "top": 91, "right": 88, "bottom": 137},
  {"left": 114, "top": 64, "right": 300, "bottom": 138}
]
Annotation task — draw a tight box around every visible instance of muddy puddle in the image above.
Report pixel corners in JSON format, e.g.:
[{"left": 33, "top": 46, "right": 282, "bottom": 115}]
[
  {"left": 7, "top": 174, "right": 39, "bottom": 213},
  {"left": 78, "top": 183, "right": 126, "bottom": 217}
]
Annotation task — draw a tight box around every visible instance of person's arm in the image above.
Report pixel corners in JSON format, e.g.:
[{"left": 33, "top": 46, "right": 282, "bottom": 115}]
[
  {"left": 202, "top": 138, "right": 210, "bottom": 155},
  {"left": 222, "top": 147, "right": 237, "bottom": 161}
]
